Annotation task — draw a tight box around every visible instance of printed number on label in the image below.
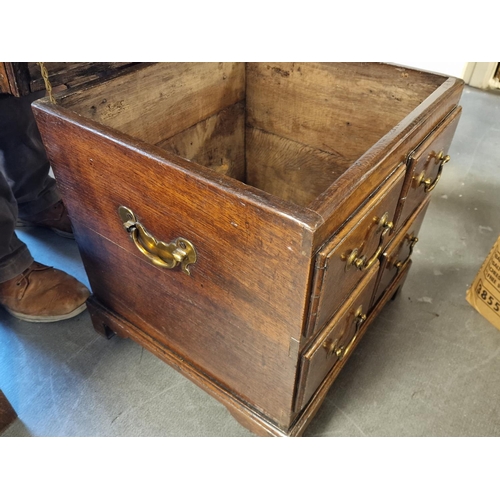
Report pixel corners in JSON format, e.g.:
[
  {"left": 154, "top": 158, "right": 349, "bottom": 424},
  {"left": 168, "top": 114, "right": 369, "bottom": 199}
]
[{"left": 476, "top": 282, "right": 500, "bottom": 312}]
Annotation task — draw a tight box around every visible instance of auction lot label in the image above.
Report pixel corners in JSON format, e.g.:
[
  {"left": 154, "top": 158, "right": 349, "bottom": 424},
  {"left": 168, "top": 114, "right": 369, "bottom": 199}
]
[{"left": 466, "top": 236, "right": 500, "bottom": 330}]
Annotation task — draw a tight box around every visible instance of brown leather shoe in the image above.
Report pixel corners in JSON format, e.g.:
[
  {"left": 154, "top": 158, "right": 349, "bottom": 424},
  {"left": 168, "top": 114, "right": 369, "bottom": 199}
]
[
  {"left": 17, "top": 200, "right": 74, "bottom": 239},
  {"left": 0, "top": 262, "right": 90, "bottom": 322}
]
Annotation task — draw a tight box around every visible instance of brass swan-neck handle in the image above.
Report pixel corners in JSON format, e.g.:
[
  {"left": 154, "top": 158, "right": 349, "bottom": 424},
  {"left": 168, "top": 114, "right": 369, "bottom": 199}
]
[{"left": 118, "top": 206, "right": 197, "bottom": 275}]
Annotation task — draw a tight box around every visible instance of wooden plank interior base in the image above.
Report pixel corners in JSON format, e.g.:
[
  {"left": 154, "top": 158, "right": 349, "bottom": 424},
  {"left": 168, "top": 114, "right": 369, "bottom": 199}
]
[
  {"left": 245, "top": 126, "right": 349, "bottom": 206},
  {"left": 158, "top": 101, "right": 246, "bottom": 181}
]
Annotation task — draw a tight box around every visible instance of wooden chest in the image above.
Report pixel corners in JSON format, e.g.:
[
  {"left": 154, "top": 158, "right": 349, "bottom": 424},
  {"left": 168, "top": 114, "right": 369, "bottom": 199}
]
[{"left": 32, "top": 63, "right": 463, "bottom": 436}]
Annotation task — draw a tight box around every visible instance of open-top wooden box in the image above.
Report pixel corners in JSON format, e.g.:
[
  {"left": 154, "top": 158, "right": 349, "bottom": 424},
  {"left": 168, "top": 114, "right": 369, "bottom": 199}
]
[{"left": 33, "top": 63, "right": 463, "bottom": 436}]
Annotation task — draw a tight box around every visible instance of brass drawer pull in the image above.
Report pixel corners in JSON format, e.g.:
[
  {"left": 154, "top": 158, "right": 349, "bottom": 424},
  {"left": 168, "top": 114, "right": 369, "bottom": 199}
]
[
  {"left": 324, "top": 306, "right": 367, "bottom": 359},
  {"left": 118, "top": 206, "right": 197, "bottom": 275},
  {"left": 416, "top": 150, "right": 450, "bottom": 193},
  {"left": 346, "top": 212, "right": 394, "bottom": 271},
  {"left": 395, "top": 234, "right": 418, "bottom": 272}
]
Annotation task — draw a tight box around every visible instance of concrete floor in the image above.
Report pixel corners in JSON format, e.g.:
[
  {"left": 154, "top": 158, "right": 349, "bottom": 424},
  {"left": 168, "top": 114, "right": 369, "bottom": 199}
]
[{"left": 1, "top": 86, "right": 499, "bottom": 437}]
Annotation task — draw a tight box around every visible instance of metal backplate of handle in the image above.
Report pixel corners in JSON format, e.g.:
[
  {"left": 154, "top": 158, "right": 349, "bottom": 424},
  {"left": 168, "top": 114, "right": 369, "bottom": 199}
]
[
  {"left": 345, "top": 212, "right": 394, "bottom": 272},
  {"left": 118, "top": 206, "right": 197, "bottom": 275},
  {"left": 323, "top": 306, "right": 367, "bottom": 359},
  {"left": 415, "top": 150, "right": 450, "bottom": 193},
  {"left": 394, "top": 233, "right": 419, "bottom": 272}
]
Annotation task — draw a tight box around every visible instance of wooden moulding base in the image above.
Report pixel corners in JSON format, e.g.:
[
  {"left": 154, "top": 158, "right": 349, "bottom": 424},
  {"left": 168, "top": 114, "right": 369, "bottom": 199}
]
[
  {"left": 0, "top": 390, "right": 17, "bottom": 433},
  {"left": 86, "top": 262, "right": 411, "bottom": 437}
]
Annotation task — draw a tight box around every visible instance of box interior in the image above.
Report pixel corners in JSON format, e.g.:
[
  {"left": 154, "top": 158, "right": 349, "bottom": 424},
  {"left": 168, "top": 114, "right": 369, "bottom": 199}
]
[{"left": 58, "top": 62, "right": 447, "bottom": 208}]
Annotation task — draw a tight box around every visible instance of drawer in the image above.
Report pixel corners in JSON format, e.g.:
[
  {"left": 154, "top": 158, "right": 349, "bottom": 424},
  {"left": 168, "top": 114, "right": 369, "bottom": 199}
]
[
  {"left": 373, "top": 197, "right": 431, "bottom": 305},
  {"left": 296, "top": 262, "right": 379, "bottom": 411},
  {"left": 395, "top": 107, "right": 461, "bottom": 230},
  {"left": 306, "top": 163, "right": 406, "bottom": 338}
]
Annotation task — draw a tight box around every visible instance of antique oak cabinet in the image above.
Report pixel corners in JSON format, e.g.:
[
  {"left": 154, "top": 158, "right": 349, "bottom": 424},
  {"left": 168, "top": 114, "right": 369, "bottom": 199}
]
[{"left": 32, "top": 63, "right": 463, "bottom": 436}]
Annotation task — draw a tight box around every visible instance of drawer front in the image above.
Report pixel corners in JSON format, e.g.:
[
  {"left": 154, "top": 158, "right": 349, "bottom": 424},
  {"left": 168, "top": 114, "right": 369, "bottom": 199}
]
[
  {"left": 306, "top": 163, "right": 406, "bottom": 338},
  {"left": 296, "top": 262, "right": 379, "bottom": 411},
  {"left": 373, "top": 197, "right": 431, "bottom": 305},
  {"left": 396, "top": 107, "right": 461, "bottom": 230}
]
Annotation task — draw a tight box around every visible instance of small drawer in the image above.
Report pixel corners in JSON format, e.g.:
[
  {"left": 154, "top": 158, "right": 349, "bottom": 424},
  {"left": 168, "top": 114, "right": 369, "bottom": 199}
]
[
  {"left": 373, "top": 197, "right": 431, "bottom": 305},
  {"left": 395, "top": 107, "right": 461, "bottom": 230},
  {"left": 306, "top": 163, "right": 406, "bottom": 338},
  {"left": 296, "top": 262, "right": 379, "bottom": 411}
]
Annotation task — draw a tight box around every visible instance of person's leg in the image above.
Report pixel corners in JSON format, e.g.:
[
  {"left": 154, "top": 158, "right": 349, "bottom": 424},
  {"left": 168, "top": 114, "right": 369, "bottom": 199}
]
[
  {"left": 0, "top": 168, "right": 89, "bottom": 321},
  {"left": 0, "top": 93, "right": 89, "bottom": 322},
  {"left": 0, "top": 92, "right": 72, "bottom": 237},
  {"left": 0, "top": 164, "right": 33, "bottom": 283},
  {"left": 0, "top": 91, "right": 60, "bottom": 217}
]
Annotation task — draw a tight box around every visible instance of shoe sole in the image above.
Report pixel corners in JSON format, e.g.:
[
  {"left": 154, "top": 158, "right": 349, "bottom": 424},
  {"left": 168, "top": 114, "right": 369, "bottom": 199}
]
[
  {"left": 4, "top": 302, "right": 87, "bottom": 323},
  {"left": 16, "top": 219, "right": 74, "bottom": 239}
]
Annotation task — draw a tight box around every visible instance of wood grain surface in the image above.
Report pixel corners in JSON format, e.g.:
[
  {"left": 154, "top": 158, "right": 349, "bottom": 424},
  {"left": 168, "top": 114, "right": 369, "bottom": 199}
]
[
  {"left": 247, "top": 62, "right": 447, "bottom": 162},
  {"left": 158, "top": 101, "right": 246, "bottom": 181},
  {"left": 246, "top": 126, "right": 349, "bottom": 206},
  {"left": 59, "top": 62, "right": 246, "bottom": 146},
  {"left": 33, "top": 103, "right": 321, "bottom": 428},
  {"left": 26, "top": 62, "right": 140, "bottom": 93}
]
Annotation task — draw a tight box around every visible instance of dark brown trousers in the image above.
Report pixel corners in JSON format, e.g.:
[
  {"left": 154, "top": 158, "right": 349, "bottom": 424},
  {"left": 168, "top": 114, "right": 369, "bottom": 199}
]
[{"left": 0, "top": 91, "right": 60, "bottom": 282}]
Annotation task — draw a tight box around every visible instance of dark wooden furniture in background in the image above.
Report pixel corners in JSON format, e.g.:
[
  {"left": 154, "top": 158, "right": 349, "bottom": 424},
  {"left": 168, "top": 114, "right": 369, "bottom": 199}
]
[
  {"left": 0, "top": 62, "right": 138, "bottom": 96},
  {"left": 32, "top": 63, "right": 463, "bottom": 436},
  {"left": 0, "top": 63, "right": 12, "bottom": 94},
  {"left": 0, "top": 390, "right": 17, "bottom": 433}
]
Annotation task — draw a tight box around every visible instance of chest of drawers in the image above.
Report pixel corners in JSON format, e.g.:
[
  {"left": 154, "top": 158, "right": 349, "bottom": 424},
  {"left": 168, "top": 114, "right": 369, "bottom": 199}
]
[{"left": 32, "top": 63, "right": 463, "bottom": 436}]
